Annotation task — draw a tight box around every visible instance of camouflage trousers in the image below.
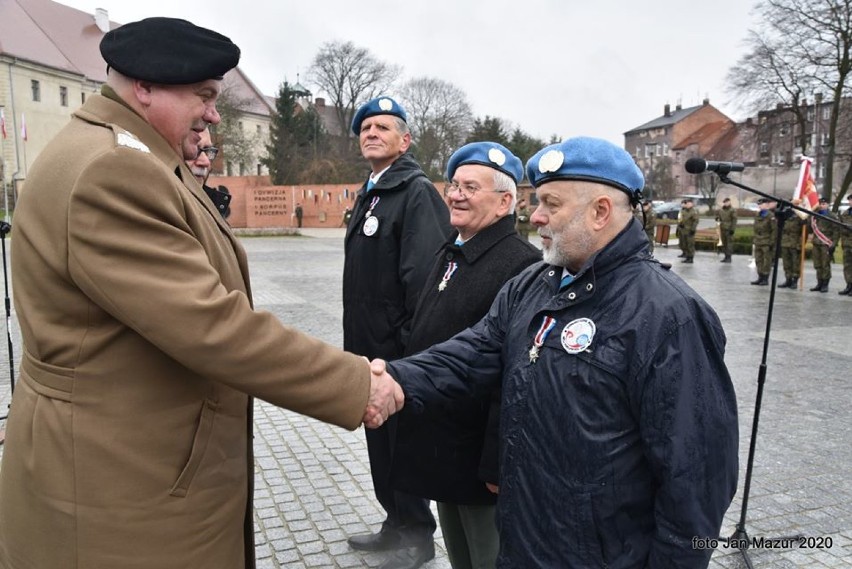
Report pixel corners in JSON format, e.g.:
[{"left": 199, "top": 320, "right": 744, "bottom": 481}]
[
  {"left": 780, "top": 246, "right": 801, "bottom": 279},
  {"left": 812, "top": 244, "right": 832, "bottom": 281},
  {"left": 754, "top": 244, "right": 774, "bottom": 276},
  {"left": 844, "top": 247, "right": 852, "bottom": 284},
  {"left": 720, "top": 228, "right": 734, "bottom": 257}
]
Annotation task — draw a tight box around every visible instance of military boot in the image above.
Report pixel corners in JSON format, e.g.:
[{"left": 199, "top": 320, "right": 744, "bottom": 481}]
[
  {"left": 720, "top": 255, "right": 732, "bottom": 263},
  {"left": 839, "top": 284, "right": 852, "bottom": 295},
  {"left": 819, "top": 279, "right": 830, "bottom": 293},
  {"left": 810, "top": 280, "right": 823, "bottom": 292},
  {"left": 777, "top": 278, "right": 793, "bottom": 288}
]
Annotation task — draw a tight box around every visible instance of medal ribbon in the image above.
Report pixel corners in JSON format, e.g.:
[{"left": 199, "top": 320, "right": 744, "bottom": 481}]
[
  {"left": 532, "top": 316, "right": 557, "bottom": 352},
  {"left": 439, "top": 262, "right": 458, "bottom": 291}
]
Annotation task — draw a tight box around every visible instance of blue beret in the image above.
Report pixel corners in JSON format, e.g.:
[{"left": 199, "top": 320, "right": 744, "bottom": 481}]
[
  {"left": 351, "top": 97, "right": 407, "bottom": 135},
  {"left": 100, "top": 18, "right": 240, "bottom": 85},
  {"left": 526, "top": 137, "right": 644, "bottom": 198},
  {"left": 446, "top": 142, "right": 524, "bottom": 184}
]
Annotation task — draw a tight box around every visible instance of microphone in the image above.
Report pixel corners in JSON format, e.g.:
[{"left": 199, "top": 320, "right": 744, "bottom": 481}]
[{"left": 685, "top": 157, "right": 746, "bottom": 175}]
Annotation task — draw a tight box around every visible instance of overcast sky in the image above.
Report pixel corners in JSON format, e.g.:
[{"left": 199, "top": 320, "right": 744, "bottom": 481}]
[{"left": 60, "top": 0, "right": 759, "bottom": 145}]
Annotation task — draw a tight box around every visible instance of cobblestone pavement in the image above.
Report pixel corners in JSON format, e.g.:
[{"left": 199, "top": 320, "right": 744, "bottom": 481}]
[{"left": 0, "top": 228, "right": 849, "bottom": 568}]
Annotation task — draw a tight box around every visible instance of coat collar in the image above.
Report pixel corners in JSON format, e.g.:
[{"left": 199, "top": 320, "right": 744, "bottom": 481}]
[
  {"left": 447, "top": 215, "right": 520, "bottom": 264},
  {"left": 359, "top": 153, "right": 427, "bottom": 195}
]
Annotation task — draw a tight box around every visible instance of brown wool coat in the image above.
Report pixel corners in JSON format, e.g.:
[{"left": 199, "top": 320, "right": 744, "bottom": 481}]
[{"left": 0, "top": 94, "right": 370, "bottom": 569}]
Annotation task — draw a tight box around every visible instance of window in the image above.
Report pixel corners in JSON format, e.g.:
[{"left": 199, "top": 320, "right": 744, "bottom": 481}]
[
  {"left": 60, "top": 86, "right": 68, "bottom": 107},
  {"left": 662, "top": 143, "right": 669, "bottom": 157},
  {"left": 81, "top": 92, "right": 86, "bottom": 104},
  {"left": 779, "top": 124, "right": 789, "bottom": 137},
  {"left": 31, "top": 80, "right": 41, "bottom": 102},
  {"left": 807, "top": 108, "right": 814, "bottom": 121},
  {"left": 759, "top": 141, "right": 769, "bottom": 155},
  {"left": 822, "top": 133, "right": 829, "bottom": 146},
  {"left": 818, "top": 163, "right": 825, "bottom": 178},
  {"left": 822, "top": 106, "right": 831, "bottom": 120},
  {"left": 635, "top": 147, "right": 641, "bottom": 158},
  {"left": 644, "top": 145, "right": 656, "bottom": 159}
]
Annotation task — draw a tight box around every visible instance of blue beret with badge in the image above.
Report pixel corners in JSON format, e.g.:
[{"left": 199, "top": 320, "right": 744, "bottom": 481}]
[
  {"left": 100, "top": 17, "right": 240, "bottom": 85},
  {"left": 446, "top": 141, "right": 524, "bottom": 184},
  {"left": 526, "top": 137, "right": 644, "bottom": 200},
  {"left": 351, "top": 97, "right": 407, "bottom": 135}
]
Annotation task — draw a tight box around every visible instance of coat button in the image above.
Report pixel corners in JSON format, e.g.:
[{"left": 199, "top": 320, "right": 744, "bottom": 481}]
[{"left": 446, "top": 252, "right": 454, "bottom": 260}]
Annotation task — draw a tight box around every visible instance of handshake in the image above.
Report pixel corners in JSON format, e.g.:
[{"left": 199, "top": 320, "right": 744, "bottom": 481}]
[{"left": 362, "top": 359, "right": 405, "bottom": 429}]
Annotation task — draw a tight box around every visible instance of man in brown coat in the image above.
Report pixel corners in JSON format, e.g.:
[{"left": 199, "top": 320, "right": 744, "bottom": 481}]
[{"left": 0, "top": 17, "right": 400, "bottom": 569}]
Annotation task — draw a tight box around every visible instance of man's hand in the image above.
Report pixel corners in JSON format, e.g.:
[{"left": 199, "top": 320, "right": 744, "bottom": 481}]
[{"left": 362, "top": 359, "right": 405, "bottom": 429}]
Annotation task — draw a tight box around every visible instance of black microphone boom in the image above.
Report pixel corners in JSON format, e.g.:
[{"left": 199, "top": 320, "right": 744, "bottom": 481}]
[{"left": 685, "top": 157, "right": 746, "bottom": 175}]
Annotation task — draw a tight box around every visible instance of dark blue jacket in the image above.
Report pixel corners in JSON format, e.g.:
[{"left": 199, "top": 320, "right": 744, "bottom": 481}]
[{"left": 388, "top": 219, "right": 739, "bottom": 568}]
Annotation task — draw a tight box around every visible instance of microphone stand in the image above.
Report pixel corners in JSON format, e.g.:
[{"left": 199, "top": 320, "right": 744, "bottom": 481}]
[
  {"left": 710, "top": 174, "right": 850, "bottom": 568},
  {"left": 0, "top": 221, "right": 14, "bottom": 428}
]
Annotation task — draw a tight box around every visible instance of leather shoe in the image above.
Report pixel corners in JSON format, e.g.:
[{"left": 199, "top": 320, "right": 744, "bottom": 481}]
[
  {"left": 379, "top": 542, "right": 435, "bottom": 569},
  {"left": 348, "top": 529, "right": 401, "bottom": 552}
]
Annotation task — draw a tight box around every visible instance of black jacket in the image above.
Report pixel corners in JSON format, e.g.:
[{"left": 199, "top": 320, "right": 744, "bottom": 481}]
[
  {"left": 391, "top": 216, "right": 540, "bottom": 504},
  {"left": 389, "top": 219, "right": 739, "bottom": 568},
  {"left": 342, "top": 153, "right": 451, "bottom": 360}
]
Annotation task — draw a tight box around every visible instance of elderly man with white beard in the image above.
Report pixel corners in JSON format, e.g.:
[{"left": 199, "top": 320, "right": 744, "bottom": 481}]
[{"left": 364, "top": 136, "right": 739, "bottom": 569}]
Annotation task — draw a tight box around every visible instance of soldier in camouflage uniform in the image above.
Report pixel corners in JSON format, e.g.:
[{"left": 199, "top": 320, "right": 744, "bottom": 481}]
[
  {"left": 777, "top": 209, "right": 805, "bottom": 289},
  {"left": 715, "top": 197, "right": 737, "bottom": 262},
  {"left": 809, "top": 197, "right": 840, "bottom": 293},
  {"left": 515, "top": 198, "right": 533, "bottom": 242},
  {"left": 750, "top": 198, "right": 776, "bottom": 286},
  {"left": 839, "top": 194, "right": 852, "bottom": 295},
  {"left": 679, "top": 198, "right": 699, "bottom": 263},
  {"left": 640, "top": 200, "right": 657, "bottom": 254}
]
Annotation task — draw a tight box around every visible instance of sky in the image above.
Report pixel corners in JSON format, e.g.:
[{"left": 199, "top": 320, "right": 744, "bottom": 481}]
[{"left": 59, "top": 0, "right": 759, "bottom": 146}]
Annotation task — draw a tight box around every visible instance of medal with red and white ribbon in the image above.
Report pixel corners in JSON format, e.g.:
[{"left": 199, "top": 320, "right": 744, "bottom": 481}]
[
  {"left": 529, "top": 315, "right": 557, "bottom": 363},
  {"left": 438, "top": 262, "right": 458, "bottom": 292}
]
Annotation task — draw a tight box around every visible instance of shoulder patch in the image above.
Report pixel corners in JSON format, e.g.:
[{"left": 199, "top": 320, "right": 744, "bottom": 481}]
[{"left": 116, "top": 131, "right": 150, "bottom": 153}]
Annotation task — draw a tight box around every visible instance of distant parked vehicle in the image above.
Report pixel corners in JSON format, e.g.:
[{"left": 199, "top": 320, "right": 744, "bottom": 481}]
[{"left": 653, "top": 201, "right": 681, "bottom": 219}]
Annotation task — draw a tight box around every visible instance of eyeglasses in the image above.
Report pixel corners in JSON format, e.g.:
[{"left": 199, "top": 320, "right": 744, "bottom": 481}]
[
  {"left": 196, "top": 146, "right": 218, "bottom": 161},
  {"left": 443, "top": 182, "right": 505, "bottom": 199}
]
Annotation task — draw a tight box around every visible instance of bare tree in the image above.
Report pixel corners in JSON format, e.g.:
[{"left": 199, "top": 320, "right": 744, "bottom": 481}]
[
  {"left": 399, "top": 77, "right": 473, "bottom": 179},
  {"left": 308, "top": 41, "right": 400, "bottom": 141},
  {"left": 727, "top": 0, "right": 852, "bottom": 206},
  {"left": 211, "top": 82, "right": 260, "bottom": 175}
]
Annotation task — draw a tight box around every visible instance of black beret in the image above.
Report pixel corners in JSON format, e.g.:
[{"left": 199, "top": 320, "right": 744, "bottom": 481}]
[{"left": 100, "top": 17, "right": 240, "bottom": 84}]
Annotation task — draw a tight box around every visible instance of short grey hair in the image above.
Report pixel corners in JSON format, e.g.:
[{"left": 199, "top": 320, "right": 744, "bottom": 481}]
[
  {"left": 493, "top": 170, "right": 518, "bottom": 214},
  {"left": 393, "top": 116, "right": 410, "bottom": 136}
]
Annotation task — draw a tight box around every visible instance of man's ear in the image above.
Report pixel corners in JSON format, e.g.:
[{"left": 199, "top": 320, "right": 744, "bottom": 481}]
[
  {"left": 133, "top": 80, "right": 155, "bottom": 106},
  {"left": 591, "top": 194, "right": 614, "bottom": 230},
  {"left": 399, "top": 132, "right": 412, "bottom": 153}
]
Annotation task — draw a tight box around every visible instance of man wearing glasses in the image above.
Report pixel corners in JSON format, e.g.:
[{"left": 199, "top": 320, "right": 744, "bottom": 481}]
[
  {"left": 390, "top": 142, "right": 539, "bottom": 569},
  {"left": 185, "top": 128, "right": 231, "bottom": 219}
]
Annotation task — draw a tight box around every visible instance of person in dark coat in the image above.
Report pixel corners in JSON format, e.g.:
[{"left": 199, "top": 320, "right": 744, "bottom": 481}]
[
  {"left": 390, "top": 142, "right": 540, "bottom": 569},
  {"left": 185, "top": 128, "right": 231, "bottom": 219},
  {"left": 366, "top": 137, "right": 739, "bottom": 569},
  {"left": 343, "top": 96, "right": 452, "bottom": 569}
]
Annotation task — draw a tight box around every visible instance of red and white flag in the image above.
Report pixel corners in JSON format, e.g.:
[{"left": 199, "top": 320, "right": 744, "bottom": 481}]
[
  {"left": 792, "top": 156, "right": 819, "bottom": 214},
  {"left": 0, "top": 108, "right": 7, "bottom": 139},
  {"left": 20, "top": 113, "right": 27, "bottom": 142}
]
